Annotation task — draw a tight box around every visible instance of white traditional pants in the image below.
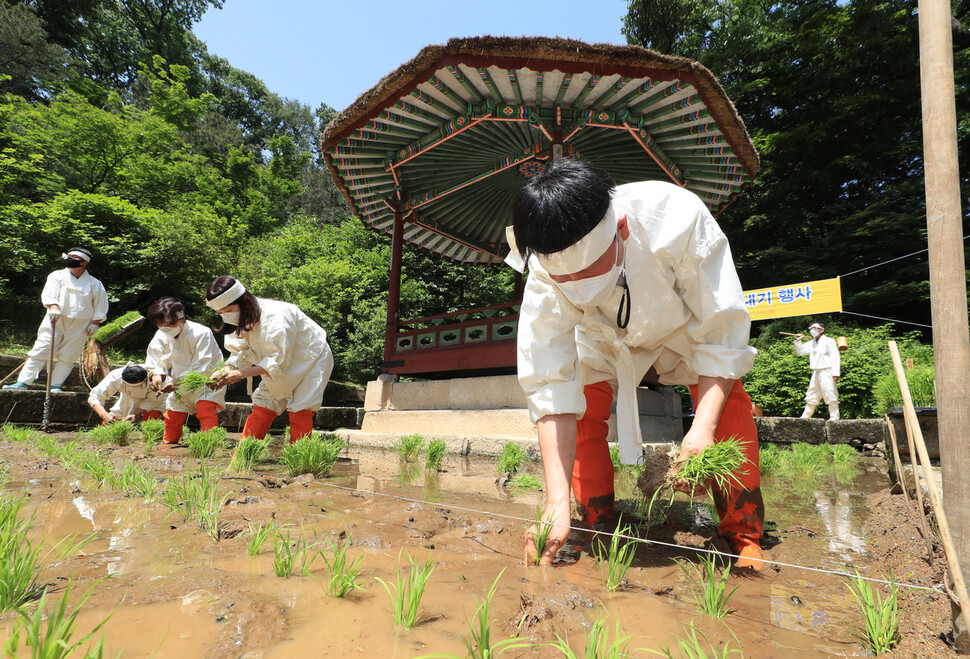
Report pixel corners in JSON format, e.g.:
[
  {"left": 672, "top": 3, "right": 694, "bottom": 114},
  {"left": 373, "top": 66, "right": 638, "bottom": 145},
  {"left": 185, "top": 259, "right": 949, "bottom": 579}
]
[
  {"left": 805, "top": 369, "right": 838, "bottom": 406},
  {"left": 20, "top": 316, "right": 91, "bottom": 387}
]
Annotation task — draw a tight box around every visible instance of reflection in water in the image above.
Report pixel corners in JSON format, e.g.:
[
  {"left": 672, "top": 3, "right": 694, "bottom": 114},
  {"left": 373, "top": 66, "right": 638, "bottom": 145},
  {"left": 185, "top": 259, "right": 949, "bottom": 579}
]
[
  {"left": 814, "top": 490, "right": 865, "bottom": 558},
  {"left": 423, "top": 472, "right": 442, "bottom": 502},
  {"left": 73, "top": 495, "right": 97, "bottom": 528}
]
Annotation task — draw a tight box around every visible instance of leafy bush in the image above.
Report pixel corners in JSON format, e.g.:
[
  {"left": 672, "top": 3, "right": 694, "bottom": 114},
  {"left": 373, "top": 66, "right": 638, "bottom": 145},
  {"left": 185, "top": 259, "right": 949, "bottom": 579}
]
[
  {"left": 872, "top": 363, "right": 935, "bottom": 412},
  {"left": 743, "top": 322, "right": 933, "bottom": 418}
]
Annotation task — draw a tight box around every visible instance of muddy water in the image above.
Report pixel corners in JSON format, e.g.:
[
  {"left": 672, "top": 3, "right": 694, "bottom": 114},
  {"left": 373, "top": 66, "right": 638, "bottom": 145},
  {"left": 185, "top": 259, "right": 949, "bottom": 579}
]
[{"left": 0, "top": 437, "right": 905, "bottom": 657}]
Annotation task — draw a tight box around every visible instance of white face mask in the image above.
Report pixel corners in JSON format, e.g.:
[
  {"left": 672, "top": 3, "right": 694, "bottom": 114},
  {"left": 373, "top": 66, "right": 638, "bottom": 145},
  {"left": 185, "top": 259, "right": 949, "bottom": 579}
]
[
  {"left": 809, "top": 328, "right": 821, "bottom": 339},
  {"left": 159, "top": 325, "right": 181, "bottom": 338},
  {"left": 220, "top": 311, "right": 240, "bottom": 326},
  {"left": 555, "top": 262, "right": 624, "bottom": 307}
]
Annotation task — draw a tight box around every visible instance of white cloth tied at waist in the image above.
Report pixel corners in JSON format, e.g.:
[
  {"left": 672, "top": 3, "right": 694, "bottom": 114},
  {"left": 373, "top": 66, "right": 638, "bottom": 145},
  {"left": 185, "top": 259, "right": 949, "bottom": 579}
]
[{"left": 584, "top": 322, "right": 642, "bottom": 465}]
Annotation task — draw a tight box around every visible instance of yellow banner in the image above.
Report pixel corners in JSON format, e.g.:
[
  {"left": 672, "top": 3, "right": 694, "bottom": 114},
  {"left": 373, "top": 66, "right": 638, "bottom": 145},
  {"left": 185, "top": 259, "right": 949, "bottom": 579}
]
[{"left": 743, "top": 277, "right": 842, "bottom": 321}]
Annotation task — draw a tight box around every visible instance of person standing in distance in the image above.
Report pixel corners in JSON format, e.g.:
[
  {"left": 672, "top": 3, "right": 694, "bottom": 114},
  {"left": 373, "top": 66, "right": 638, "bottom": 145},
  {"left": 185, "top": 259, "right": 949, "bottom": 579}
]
[{"left": 794, "top": 322, "right": 841, "bottom": 420}]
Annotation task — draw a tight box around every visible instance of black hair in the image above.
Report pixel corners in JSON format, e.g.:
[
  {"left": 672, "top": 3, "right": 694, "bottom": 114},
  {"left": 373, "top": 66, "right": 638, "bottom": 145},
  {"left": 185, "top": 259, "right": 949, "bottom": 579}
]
[
  {"left": 65, "top": 246, "right": 93, "bottom": 263},
  {"left": 511, "top": 159, "right": 615, "bottom": 256},
  {"left": 146, "top": 297, "right": 185, "bottom": 326},
  {"left": 206, "top": 275, "right": 261, "bottom": 337},
  {"left": 121, "top": 365, "right": 148, "bottom": 384}
]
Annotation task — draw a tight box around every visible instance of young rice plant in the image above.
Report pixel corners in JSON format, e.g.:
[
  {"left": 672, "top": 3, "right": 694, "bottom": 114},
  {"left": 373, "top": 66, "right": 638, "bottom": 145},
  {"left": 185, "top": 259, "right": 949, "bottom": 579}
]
[
  {"left": 846, "top": 569, "right": 900, "bottom": 655},
  {"left": 498, "top": 441, "right": 526, "bottom": 475},
  {"left": 376, "top": 552, "right": 437, "bottom": 629},
  {"left": 549, "top": 616, "right": 638, "bottom": 658},
  {"left": 279, "top": 433, "right": 345, "bottom": 477},
  {"left": 594, "top": 516, "right": 637, "bottom": 592},
  {"left": 185, "top": 427, "right": 228, "bottom": 459},
  {"left": 396, "top": 433, "right": 424, "bottom": 463},
  {"left": 230, "top": 435, "right": 271, "bottom": 471},
  {"left": 676, "top": 554, "right": 740, "bottom": 619},
  {"left": 425, "top": 438, "right": 447, "bottom": 472}
]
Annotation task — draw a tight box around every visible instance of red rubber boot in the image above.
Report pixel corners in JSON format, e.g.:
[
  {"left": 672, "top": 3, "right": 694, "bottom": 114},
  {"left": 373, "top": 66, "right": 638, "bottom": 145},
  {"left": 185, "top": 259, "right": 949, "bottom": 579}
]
[
  {"left": 163, "top": 410, "right": 189, "bottom": 444},
  {"left": 572, "top": 381, "right": 615, "bottom": 526},
  {"left": 288, "top": 409, "right": 315, "bottom": 444},
  {"left": 242, "top": 405, "right": 277, "bottom": 440},
  {"left": 195, "top": 400, "right": 220, "bottom": 431}
]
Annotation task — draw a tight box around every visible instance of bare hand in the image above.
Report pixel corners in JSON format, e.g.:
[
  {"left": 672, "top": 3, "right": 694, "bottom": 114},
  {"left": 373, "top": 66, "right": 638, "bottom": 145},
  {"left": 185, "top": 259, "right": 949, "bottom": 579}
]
[
  {"left": 101, "top": 413, "right": 120, "bottom": 423},
  {"left": 214, "top": 368, "right": 244, "bottom": 389},
  {"left": 833, "top": 376, "right": 839, "bottom": 382},
  {"left": 124, "top": 414, "right": 137, "bottom": 422},
  {"left": 794, "top": 333, "right": 804, "bottom": 340},
  {"left": 669, "top": 426, "right": 715, "bottom": 495},
  {"left": 524, "top": 501, "right": 571, "bottom": 566}
]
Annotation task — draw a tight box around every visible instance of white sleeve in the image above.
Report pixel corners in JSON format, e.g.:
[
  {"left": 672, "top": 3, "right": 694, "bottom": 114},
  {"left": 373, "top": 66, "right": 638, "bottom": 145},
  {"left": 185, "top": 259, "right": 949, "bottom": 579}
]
[
  {"left": 672, "top": 207, "right": 756, "bottom": 379},
  {"left": 40, "top": 271, "right": 62, "bottom": 307},
  {"left": 828, "top": 338, "right": 841, "bottom": 377},
  {"left": 87, "top": 369, "right": 121, "bottom": 408},
  {"left": 223, "top": 333, "right": 254, "bottom": 369},
  {"left": 516, "top": 271, "right": 586, "bottom": 423},
  {"left": 91, "top": 280, "right": 108, "bottom": 322},
  {"left": 149, "top": 331, "right": 172, "bottom": 377},
  {"left": 794, "top": 340, "right": 810, "bottom": 357}
]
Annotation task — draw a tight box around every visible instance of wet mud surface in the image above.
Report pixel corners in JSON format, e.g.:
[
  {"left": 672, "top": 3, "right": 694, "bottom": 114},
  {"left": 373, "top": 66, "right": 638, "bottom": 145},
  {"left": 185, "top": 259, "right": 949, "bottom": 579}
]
[{"left": 0, "top": 433, "right": 957, "bottom": 657}]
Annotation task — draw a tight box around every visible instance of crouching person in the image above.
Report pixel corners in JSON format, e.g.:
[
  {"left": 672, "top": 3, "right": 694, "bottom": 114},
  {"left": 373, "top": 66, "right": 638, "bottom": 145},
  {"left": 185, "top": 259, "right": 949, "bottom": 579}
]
[
  {"left": 508, "top": 159, "right": 764, "bottom": 570},
  {"left": 147, "top": 297, "right": 226, "bottom": 445},
  {"left": 206, "top": 276, "right": 333, "bottom": 444},
  {"left": 88, "top": 364, "right": 165, "bottom": 424}
]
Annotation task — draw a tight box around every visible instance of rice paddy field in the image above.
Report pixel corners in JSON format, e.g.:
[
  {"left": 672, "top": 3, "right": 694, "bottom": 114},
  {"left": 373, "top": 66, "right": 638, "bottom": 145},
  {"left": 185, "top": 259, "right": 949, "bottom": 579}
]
[{"left": 0, "top": 425, "right": 956, "bottom": 657}]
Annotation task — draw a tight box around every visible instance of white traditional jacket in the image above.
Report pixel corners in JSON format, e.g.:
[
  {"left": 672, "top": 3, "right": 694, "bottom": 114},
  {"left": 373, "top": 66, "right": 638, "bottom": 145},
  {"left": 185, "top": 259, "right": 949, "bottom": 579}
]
[
  {"left": 511, "top": 181, "right": 757, "bottom": 464},
  {"left": 150, "top": 320, "right": 227, "bottom": 410},
  {"left": 87, "top": 365, "right": 165, "bottom": 416},
  {"left": 224, "top": 298, "right": 333, "bottom": 414},
  {"left": 794, "top": 335, "right": 840, "bottom": 376},
  {"left": 41, "top": 269, "right": 108, "bottom": 321}
]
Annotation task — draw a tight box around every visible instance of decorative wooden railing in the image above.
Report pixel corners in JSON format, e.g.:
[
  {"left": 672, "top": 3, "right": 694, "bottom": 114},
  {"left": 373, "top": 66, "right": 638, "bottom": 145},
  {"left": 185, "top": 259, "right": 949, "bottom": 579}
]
[{"left": 384, "top": 301, "right": 519, "bottom": 378}]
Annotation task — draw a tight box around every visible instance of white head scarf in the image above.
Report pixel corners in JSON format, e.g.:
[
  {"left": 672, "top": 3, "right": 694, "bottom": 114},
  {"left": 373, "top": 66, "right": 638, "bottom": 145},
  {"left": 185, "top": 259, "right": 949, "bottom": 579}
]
[
  {"left": 206, "top": 280, "right": 247, "bottom": 310},
  {"left": 503, "top": 205, "right": 618, "bottom": 275}
]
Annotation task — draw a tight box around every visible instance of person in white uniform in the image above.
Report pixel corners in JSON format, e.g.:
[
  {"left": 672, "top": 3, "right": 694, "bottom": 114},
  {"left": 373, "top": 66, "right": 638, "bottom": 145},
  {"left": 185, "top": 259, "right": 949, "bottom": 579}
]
[
  {"left": 4, "top": 247, "right": 108, "bottom": 392},
  {"left": 206, "top": 276, "right": 333, "bottom": 444},
  {"left": 794, "top": 322, "right": 840, "bottom": 420},
  {"left": 146, "top": 297, "right": 226, "bottom": 444},
  {"left": 87, "top": 364, "right": 165, "bottom": 424},
  {"left": 507, "top": 159, "right": 764, "bottom": 569}
]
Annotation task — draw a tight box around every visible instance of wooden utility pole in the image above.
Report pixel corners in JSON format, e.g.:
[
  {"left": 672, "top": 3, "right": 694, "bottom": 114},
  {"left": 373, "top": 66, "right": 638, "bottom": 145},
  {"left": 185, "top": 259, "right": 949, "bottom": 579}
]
[{"left": 918, "top": 0, "right": 970, "bottom": 651}]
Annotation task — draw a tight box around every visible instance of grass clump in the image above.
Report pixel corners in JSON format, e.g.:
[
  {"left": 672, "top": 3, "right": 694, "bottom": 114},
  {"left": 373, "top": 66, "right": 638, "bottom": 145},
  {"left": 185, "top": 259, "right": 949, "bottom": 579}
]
[
  {"left": 760, "top": 442, "right": 860, "bottom": 483},
  {"left": 1, "top": 424, "right": 39, "bottom": 443},
  {"left": 594, "top": 516, "right": 637, "bottom": 592},
  {"left": 497, "top": 441, "right": 526, "bottom": 474},
  {"left": 174, "top": 366, "right": 221, "bottom": 402},
  {"left": 185, "top": 427, "right": 228, "bottom": 459},
  {"left": 376, "top": 552, "right": 437, "bottom": 629},
  {"left": 873, "top": 363, "right": 935, "bottom": 412},
  {"left": 846, "top": 569, "right": 900, "bottom": 655},
  {"left": 272, "top": 529, "right": 304, "bottom": 578},
  {"left": 549, "top": 616, "right": 637, "bottom": 658},
  {"left": 508, "top": 473, "right": 542, "bottom": 490},
  {"left": 86, "top": 420, "right": 137, "bottom": 446},
  {"left": 3, "top": 580, "right": 111, "bottom": 659},
  {"left": 279, "top": 433, "right": 345, "bottom": 477},
  {"left": 676, "top": 554, "right": 739, "bottom": 619},
  {"left": 229, "top": 435, "right": 271, "bottom": 471},
  {"left": 425, "top": 438, "right": 447, "bottom": 471},
  {"left": 396, "top": 433, "right": 424, "bottom": 463},
  {"left": 139, "top": 418, "right": 165, "bottom": 449},
  {"left": 77, "top": 450, "right": 117, "bottom": 486}
]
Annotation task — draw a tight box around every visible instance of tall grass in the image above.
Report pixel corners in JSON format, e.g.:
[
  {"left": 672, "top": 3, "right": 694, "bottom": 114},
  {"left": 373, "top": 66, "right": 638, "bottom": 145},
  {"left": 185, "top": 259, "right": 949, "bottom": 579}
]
[
  {"left": 594, "top": 516, "right": 637, "bottom": 592},
  {"left": 425, "top": 439, "right": 447, "bottom": 472},
  {"left": 846, "top": 570, "right": 900, "bottom": 655},
  {"left": 396, "top": 433, "right": 424, "bottom": 463},
  {"left": 229, "top": 435, "right": 271, "bottom": 471},
  {"left": 873, "top": 363, "right": 935, "bottom": 412},
  {"left": 279, "top": 433, "right": 344, "bottom": 477},
  {"left": 497, "top": 442, "right": 526, "bottom": 474},
  {"left": 376, "top": 552, "right": 437, "bottom": 629},
  {"left": 2, "top": 580, "right": 112, "bottom": 659},
  {"left": 676, "top": 554, "right": 739, "bottom": 619},
  {"left": 549, "top": 617, "right": 637, "bottom": 658},
  {"left": 185, "top": 427, "right": 228, "bottom": 459}
]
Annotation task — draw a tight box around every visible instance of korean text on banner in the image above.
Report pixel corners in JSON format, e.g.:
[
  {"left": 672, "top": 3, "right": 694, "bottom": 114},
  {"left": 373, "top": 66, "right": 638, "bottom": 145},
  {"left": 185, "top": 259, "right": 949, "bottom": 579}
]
[{"left": 743, "top": 277, "right": 842, "bottom": 321}]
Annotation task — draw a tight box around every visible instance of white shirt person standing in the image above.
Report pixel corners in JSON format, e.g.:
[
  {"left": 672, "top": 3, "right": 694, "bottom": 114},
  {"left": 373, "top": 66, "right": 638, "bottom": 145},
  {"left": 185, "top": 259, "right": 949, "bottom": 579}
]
[{"left": 794, "top": 322, "right": 841, "bottom": 420}]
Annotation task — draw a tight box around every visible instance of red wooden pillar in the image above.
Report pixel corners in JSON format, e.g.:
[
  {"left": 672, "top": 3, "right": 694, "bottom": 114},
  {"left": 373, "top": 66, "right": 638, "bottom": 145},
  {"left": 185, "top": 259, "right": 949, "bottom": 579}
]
[{"left": 384, "top": 211, "right": 404, "bottom": 368}]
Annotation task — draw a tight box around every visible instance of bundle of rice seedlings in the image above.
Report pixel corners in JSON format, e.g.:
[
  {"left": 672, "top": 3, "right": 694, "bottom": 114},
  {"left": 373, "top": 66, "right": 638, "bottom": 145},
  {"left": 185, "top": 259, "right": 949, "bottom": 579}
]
[
  {"left": 508, "top": 474, "right": 542, "bottom": 490},
  {"left": 279, "top": 433, "right": 345, "bottom": 477},
  {"left": 229, "top": 435, "right": 271, "bottom": 471},
  {"left": 396, "top": 433, "right": 424, "bottom": 463},
  {"left": 175, "top": 369, "right": 219, "bottom": 402},
  {"left": 425, "top": 439, "right": 446, "bottom": 471},
  {"left": 185, "top": 427, "right": 228, "bottom": 459},
  {"left": 498, "top": 441, "right": 526, "bottom": 475},
  {"left": 139, "top": 418, "right": 165, "bottom": 447}
]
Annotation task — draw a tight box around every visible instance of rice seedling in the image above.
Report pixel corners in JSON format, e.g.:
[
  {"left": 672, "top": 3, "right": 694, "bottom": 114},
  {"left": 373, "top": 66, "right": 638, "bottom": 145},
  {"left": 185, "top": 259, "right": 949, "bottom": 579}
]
[
  {"left": 497, "top": 441, "right": 526, "bottom": 475},
  {"left": 396, "top": 433, "right": 424, "bottom": 463},
  {"left": 0, "top": 461, "right": 8, "bottom": 488},
  {"left": 846, "top": 569, "right": 900, "bottom": 655},
  {"left": 448, "top": 570, "right": 532, "bottom": 658},
  {"left": 246, "top": 522, "right": 275, "bottom": 556},
  {"left": 174, "top": 368, "right": 219, "bottom": 402},
  {"left": 229, "top": 435, "right": 271, "bottom": 471},
  {"left": 86, "top": 420, "right": 137, "bottom": 446},
  {"left": 139, "top": 418, "right": 165, "bottom": 449},
  {"left": 676, "top": 553, "right": 739, "bottom": 619},
  {"left": 279, "top": 433, "right": 345, "bottom": 477},
  {"left": 77, "top": 450, "right": 117, "bottom": 487},
  {"left": 118, "top": 463, "right": 159, "bottom": 503},
  {"left": 508, "top": 473, "right": 542, "bottom": 490},
  {"left": 650, "top": 621, "right": 743, "bottom": 658},
  {"left": 92, "top": 310, "right": 142, "bottom": 344},
  {"left": 528, "top": 508, "right": 555, "bottom": 567},
  {"left": 376, "top": 552, "right": 437, "bottom": 629},
  {"left": 648, "top": 438, "right": 749, "bottom": 520},
  {"left": 758, "top": 442, "right": 782, "bottom": 476},
  {"left": 3, "top": 580, "right": 112, "bottom": 659},
  {"left": 185, "top": 427, "right": 228, "bottom": 459},
  {"left": 609, "top": 444, "right": 642, "bottom": 474},
  {"left": 594, "top": 516, "right": 637, "bottom": 592},
  {"left": 310, "top": 534, "right": 365, "bottom": 598},
  {"left": 272, "top": 529, "right": 304, "bottom": 578},
  {"left": 161, "top": 471, "right": 196, "bottom": 522},
  {"left": 549, "top": 616, "right": 637, "bottom": 658},
  {"left": 425, "top": 438, "right": 447, "bottom": 471},
  {"left": 1, "top": 424, "right": 38, "bottom": 443},
  {"left": 197, "top": 483, "right": 227, "bottom": 541},
  {"left": 57, "top": 439, "right": 83, "bottom": 469}
]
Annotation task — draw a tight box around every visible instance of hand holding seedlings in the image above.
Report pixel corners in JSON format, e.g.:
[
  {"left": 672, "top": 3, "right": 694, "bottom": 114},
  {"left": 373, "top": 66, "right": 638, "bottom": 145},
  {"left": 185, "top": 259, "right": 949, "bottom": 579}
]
[{"left": 669, "top": 425, "right": 716, "bottom": 494}]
